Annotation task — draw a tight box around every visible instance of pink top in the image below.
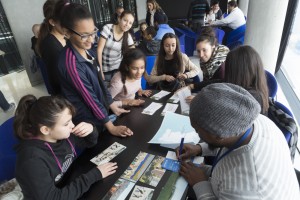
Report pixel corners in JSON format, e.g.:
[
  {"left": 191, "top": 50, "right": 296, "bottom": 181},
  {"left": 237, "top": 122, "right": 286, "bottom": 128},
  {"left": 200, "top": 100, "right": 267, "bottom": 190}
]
[{"left": 109, "top": 72, "right": 141, "bottom": 101}]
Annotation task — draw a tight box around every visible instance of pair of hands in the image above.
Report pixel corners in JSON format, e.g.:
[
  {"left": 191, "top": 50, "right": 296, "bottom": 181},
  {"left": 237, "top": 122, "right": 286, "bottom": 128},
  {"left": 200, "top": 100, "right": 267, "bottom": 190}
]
[
  {"left": 72, "top": 122, "right": 94, "bottom": 137},
  {"left": 175, "top": 144, "right": 208, "bottom": 186},
  {"left": 137, "top": 89, "right": 152, "bottom": 97},
  {"left": 165, "top": 73, "right": 188, "bottom": 82}
]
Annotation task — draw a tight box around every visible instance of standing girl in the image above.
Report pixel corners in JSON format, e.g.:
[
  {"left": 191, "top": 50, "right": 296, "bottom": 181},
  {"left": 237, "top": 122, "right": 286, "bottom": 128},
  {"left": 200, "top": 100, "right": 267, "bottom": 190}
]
[
  {"left": 146, "top": 0, "right": 166, "bottom": 27},
  {"left": 109, "top": 48, "right": 152, "bottom": 107},
  {"left": 97, "top": 10, "right": 135, "bottom": 82},
  {"left": 57, "top": 2, "right": 133, "bottom": 137},
  {"left": 14, "top": 95, "right": 117, "bottom": 199},
  {"left": 146, "top": 33, "right": 200, "bottom": 92}
]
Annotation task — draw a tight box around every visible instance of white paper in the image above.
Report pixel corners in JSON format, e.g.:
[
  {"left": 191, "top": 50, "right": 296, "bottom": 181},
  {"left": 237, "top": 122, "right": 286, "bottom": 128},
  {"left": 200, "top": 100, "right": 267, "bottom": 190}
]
[
  {"left": 176, "top": 87, "right": 191, "bottom": 115},
  {"left": 150, "top": 90, "right": 171, "bottom": 100},
  {"left": 168, "top": 94, "right": 180, "bottom": 103},
  {"left": 142, "top": 102, "right": 163, "bottom": 115},
  {"left": 90, "top": 142, "right": 126, "bottom": 165},
  {"left": 161, "top": 103, "right": 178, "bottom": 116}
]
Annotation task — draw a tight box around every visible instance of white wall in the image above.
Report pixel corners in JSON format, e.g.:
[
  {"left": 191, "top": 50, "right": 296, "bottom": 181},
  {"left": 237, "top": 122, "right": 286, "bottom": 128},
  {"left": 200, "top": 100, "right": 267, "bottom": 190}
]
[
  {"left": 136, "top": 0, "right": 147, "bottom": 23},
  {"left": 2, "top": 0, "right": 45, "bottom": 86}
]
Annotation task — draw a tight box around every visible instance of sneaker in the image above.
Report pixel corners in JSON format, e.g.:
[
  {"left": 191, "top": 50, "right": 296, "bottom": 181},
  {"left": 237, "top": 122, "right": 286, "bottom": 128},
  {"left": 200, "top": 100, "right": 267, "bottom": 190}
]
[{"left": 4, "top": 103, "right": 15, "bottom": 113}]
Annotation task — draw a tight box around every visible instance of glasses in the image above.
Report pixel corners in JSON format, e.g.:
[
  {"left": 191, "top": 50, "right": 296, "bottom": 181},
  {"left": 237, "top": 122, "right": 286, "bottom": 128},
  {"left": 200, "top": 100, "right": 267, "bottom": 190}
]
[{"left": 69, "top": 27, "right": 99, "bottom": 41}]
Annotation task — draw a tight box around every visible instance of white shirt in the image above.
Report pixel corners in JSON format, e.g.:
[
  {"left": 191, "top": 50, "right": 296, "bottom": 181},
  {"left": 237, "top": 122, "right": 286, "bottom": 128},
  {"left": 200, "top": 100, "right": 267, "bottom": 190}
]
[{"left": 211, "top": 7, "right": 246, "bottom": 29}]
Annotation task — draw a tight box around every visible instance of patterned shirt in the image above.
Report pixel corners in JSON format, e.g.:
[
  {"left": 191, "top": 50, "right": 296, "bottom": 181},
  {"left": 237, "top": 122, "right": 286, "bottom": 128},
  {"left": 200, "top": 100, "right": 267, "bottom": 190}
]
[{"left": 100, "top": 24, "right": 134, "bottom": 72}]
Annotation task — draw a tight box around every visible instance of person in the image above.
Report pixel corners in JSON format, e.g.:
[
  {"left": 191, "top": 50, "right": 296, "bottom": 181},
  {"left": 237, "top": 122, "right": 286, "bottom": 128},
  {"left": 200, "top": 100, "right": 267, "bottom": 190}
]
[
  {"left": 0, "top": 90, "right": 15, "bottom": 112},
  {"left": 146, "top": 33, "right": 200, "bottom": 92},
  {"left": 108, "top": 48, "right": 152, "bottom": 107},
  {"left": 31, "top": 24, "right": 41, "bottom": 56},
  {"left": 97, "top": 10, "right": 135, "bottom": 82},
  {"left": 57, "top": 2, "right": 133, "bottom": 137},
  {"left": 196, "top": 27, "right": 229, "bottom": 81},
  {"left": 137, "top": 26, "right": 160, "bottom": 55},
  {"left": 187, "top": 0, "right": 210, "bottom": 33},
  {"left": 14, "top": 95, "right": 117, "bottom": 200},
  {"left": 187, "top": 45, "right": 269, "bottom": 115},
  {"left": 37, "top": 0, "right": 66, "bottom": 95},
  {"left": 153, "top": 12, "right": 175, "bottom": 40},
  {"left": 177, "top": 83, "right": 300, "bottom": 199},
  {"left": 210, "top": 1, "right": 246, "bottom": 44},
  {"left": 207, "top": 1, "right": 222, "bottom": 21},
  {"left": 135, "top": 22, "right": 148, "bottom": 42},
  {"left": 111, "top": 5, "right": 124, "bottom": 25},
  {"left": 145, "top": 0, "right": 166, "bottom": 27}
]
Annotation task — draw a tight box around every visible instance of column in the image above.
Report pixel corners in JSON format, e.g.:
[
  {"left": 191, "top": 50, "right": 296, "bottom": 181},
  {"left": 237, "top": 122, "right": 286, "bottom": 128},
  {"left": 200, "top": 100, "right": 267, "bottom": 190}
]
[
  {"left": 238, "top": 0, "right": 249, "bottom": 17},
  {"left": 244, "top": 0, "right": 288, "bottom": 73}
]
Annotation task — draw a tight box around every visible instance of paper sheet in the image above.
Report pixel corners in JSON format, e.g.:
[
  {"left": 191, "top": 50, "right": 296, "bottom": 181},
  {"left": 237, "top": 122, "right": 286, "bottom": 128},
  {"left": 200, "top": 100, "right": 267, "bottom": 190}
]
[
  {"left": 150, "top": 90, "right": 171, "bottom": 100},
  {"left": 142, "top": 102, "right": 163, "bottom": 115},
  {"left": 90, "top": 142, "right": 126, "bottom": 165},
  {"left": 161, "top": 103, "right": 178, "bottom": 116},
  {"left": 176, "top": 87, "right": 191, "bottom": 115},
  {"left": 168, "top": 94, "right": 180, "bottom": 103}
]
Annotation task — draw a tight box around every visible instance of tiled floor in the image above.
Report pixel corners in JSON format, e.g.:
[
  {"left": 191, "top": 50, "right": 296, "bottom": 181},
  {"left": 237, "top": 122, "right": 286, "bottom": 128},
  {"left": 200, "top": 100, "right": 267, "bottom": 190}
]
[{"left": 0, "top": 69, "right": 300, "bottom": 170}]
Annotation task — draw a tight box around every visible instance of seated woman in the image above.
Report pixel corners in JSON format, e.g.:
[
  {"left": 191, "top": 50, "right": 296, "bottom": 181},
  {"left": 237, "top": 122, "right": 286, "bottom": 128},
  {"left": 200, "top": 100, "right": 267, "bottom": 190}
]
[
  {"left": 197, "top": 27, "right": 229, "bottom": 81},
  {"left": 137, "top": 26, "right": 160, "bottom": 56},
  {"left": 109, "top": 48, "right": 152, "bottom": 107},
  {"left": 187, "top": 45, "right": 269, "bottom": 115},
  {"left": 145, "top": 33, "right": 200, "bottom": 92},
  {"left": 136, "top": 22, "right": 148, "bottom": 42}
]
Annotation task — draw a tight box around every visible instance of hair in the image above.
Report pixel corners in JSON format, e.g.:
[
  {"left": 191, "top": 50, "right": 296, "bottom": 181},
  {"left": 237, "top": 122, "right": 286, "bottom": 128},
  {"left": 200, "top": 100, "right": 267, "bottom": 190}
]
[
  {"left": 224, "top": 45, "right": 269, "bottom": 113},
  {"left": 36, "top": 0, "right": 61, "bottom": 56},
  {"left": 145, "top": 26, "right": 157, "bottom": 38},
  {"left": 156, "top": 33, "right": 183, "bottom": 75},
  {"left": 154, "top": 12, "right": 168, "bottom": 24},
  {"left": 211, "top": 1, "right": 219, "bottom": 6},
  {"left": 14, "top": 95, "right": 75, "bottom": 140},
  {"left": 118, "top": 49, "right": 146, "bottom": 95},
  {"left": 196, "top": 26, "right": 217, "bottom": 46},
  {"left": 116, "top": 5, "right": 123, "bottom": 10},
  {"left": 228, "top": 1, "right": 238, "bottom": 7},
  {"left": 118, "top": 10, "right": 135, "bottom": 54},
  {"left": 146, "top": 0, "right": 162, "bottom": 11},
  {"left": 58, "top": 1, "right": 92, "bottom": 30}
]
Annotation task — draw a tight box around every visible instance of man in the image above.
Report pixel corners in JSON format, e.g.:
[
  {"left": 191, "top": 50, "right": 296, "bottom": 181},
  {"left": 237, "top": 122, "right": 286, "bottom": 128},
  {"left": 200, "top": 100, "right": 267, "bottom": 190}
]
[
  {"left": 177, "top": 83, "right": 300, "bottom": 199},
  {"left": 137, "top": 26, "right": 160, "bottom": 55},
  {"left": 153, "top": 12, "right": 175, "bottom": 40},
  {"left": 187, "top": 0, "right": 210, "bottom": 33},
  {"left": 111, "top": 5, "right": 124, "bottom": 25}
]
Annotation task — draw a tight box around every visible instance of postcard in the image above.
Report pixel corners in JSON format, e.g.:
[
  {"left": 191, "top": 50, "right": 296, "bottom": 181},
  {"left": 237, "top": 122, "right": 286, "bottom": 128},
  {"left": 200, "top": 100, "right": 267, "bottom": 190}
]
[
  {"left": 129, "top": 185, "right": 154, "bottom": 200},
  {"left": 102, "top": 178, "right": 135, "bottom": 200},
  {"left": 90, "top": 142, "right": 126, "bottom": 165},
  {"left": 150, "top": 90, "right": 171, "bottom": 100},
  {"left": 142, "top": 102, "right": 163, "bottom": 115},
  {"left": 161, "top": 103, "right": 178, "bottom": 116}
]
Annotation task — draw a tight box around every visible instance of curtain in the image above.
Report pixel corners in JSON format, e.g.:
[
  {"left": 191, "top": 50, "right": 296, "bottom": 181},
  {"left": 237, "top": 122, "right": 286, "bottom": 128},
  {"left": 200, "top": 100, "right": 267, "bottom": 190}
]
[{"left": 275, "top": 0, "right": 299, "bottom": 73}]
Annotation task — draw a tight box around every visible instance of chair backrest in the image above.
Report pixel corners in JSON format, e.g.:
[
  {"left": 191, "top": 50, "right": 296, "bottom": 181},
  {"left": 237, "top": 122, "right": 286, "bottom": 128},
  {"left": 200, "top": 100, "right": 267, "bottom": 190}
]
[
  {"left": 0, "top": 117, "right": 18, "bottom": 182},
  {"left": 174, "top": 27, "right": 197, "bottom": 56},
  {"left": 268, "top": 99, "right": 298, "bottom": 162},
  {"left": 226, "top": 24, "right": 246, "bottom": 45},
  {"left": 265, "top": 70, "right": 278, "bottom": 98},
  {"left": 141, "top": 56, "right": 157, "bottom": 89},
  {"left": 214, "top": 28, "right": 225, "bottom": 45}
]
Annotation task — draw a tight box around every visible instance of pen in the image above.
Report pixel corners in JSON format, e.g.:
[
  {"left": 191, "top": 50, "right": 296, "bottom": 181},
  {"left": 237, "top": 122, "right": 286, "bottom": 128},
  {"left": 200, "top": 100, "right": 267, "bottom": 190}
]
[{"left": 179, "top": 137, "right": 184, "bottom": 161}]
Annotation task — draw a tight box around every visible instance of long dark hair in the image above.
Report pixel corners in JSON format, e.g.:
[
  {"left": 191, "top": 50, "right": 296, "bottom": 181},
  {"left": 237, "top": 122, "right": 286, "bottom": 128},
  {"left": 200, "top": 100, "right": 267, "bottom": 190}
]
[
  {"left": 118, "top": 49, "right": 146, "bottom": 95},
  {"left": 157, "top": 33, "right": 183, "bottom": 75},
  {"left": 14, "top": 95, "right": 75, "bottom": 140},
  {"left": 224, "top": 45, "right": 269, "bottom": 113},
  {"left": 146, "top": 0, "right": 162, "bottom": 11},
  {"left": 36, "top": 0, "right": 61, "bottom": 56},
  {"left": 118, "top": 10, "right": 135, "bottom": 54}
]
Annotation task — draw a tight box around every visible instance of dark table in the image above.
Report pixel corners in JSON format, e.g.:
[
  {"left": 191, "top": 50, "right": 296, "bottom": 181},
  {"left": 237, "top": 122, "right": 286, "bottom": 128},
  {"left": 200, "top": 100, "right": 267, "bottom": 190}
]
[{"left": 64, "top": 92, "right": 187, "bottom": 200}]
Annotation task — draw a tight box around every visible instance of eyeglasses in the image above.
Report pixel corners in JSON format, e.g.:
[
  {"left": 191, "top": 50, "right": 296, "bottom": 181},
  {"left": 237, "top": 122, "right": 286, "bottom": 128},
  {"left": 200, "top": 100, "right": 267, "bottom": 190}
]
[{"left": 68, "top": 27, "right": 99, "bottom": 41}]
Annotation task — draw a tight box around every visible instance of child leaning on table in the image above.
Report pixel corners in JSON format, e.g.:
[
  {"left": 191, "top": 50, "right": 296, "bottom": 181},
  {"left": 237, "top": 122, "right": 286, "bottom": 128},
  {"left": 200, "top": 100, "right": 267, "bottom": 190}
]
[
  {"left": 14, "top": 95, "right": 117, "bottom": 200},
  {"left": 108, "top": 48, "right": 152, "bottom": 107}
]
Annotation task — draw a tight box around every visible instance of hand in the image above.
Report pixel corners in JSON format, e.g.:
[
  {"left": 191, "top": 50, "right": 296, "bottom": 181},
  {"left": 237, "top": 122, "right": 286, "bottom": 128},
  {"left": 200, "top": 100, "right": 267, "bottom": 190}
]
[
  {"left": 72, "top": 122, "right": 93, "bottom": 137},
  {"left": 108, "top": 124, "right": 133, "bottom": 137},
  {"left": 180, "top": 162, "right": 208, "bottom": 186},
  {"left": 177, "top": 73, "right": 188, "bottom": 81},
  {"left": 175, "top": 144, "right": 202, "bottom": 160},
  {"left": 97, "top": 162, "right": 118, "bottom": 178},
  {"left": 185, "top": 95, "right": 195, "bottom": 104},
  {"left": 101, "top": 71, "right": 105, "bottom": 80},
  {"left": 128, "top": 99, "right": 145, "bottom": 106},
  {"left": 110, "top": 101, "right": 130, "bottom": 116},
  {"left": 138, "top": 90, "right": 152, "bottom": 97},
  {"left": 165, "top": 75, "right": 175, "bottom": 82}
]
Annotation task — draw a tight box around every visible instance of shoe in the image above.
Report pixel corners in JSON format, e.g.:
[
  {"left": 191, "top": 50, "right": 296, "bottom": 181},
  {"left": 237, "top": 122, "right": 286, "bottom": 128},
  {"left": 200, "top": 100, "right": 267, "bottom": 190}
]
[{"left": 4, "top": 103, "right": 15, "bottom": 113}]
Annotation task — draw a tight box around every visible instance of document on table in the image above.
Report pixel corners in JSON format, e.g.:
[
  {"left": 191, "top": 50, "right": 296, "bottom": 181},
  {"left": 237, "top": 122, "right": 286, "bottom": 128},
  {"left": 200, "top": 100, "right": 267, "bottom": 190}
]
[
  {"left": 142, "top": 102, "right": 163, "bottom": 115},
  {"left": 161, "top": 103, "right": 178, "bottom": 116},
  {"left": 167, "top": 94, "right": 180, "bottom": 103},
  {"left": 150, "top": 90, "right": 171, "bottom": 100},
  {"left": 176, "top": 87, "right": 191, "bottom": 115},
  {"left": 90, "top": 142, "right": 126, "bottom": 165}
]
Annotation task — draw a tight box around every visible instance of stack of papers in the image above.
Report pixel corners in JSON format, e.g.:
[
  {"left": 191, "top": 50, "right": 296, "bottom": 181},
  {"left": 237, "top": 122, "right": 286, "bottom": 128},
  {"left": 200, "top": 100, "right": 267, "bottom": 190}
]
[{"left": 150, "top": 90, "right": 171, "bottom": 100}]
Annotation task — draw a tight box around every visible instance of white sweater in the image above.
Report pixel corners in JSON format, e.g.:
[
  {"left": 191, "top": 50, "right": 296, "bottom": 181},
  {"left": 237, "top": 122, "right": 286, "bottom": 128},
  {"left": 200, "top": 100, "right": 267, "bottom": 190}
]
[
  {"left": 195, "top": 115, "right": 300, "bottom": 199},
  {"left": 211, "top": 7, "right": 246, "bottom": 30}
]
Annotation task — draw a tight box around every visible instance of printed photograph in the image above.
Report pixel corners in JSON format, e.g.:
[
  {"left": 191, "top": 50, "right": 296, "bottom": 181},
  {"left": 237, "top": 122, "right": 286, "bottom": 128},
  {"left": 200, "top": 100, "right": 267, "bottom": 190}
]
[
  {"left": 129, "top": 185, "right": 154, "bottom": 200},
  {"left": 91, "top": 142, "right": 126, "bottom": 165},
  {"left": 102, "top": 178, "right": 135, "bottom": 200}
]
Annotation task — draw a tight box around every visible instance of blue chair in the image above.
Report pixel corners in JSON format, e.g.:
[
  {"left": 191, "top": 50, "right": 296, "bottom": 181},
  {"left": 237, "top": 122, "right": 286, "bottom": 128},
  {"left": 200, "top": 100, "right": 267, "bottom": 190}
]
[
  {"left": 174, "top": 27, "right": 197, "bottom": 56},
  {"left": 214, "top": 28, "right": 225, "bottom": 45},
  {"left": 265, "top": 70, "right": 278, "bottom": 98},
  {"left": 0, "top": 117, "right": 18, "bottom": 182},
  {"left": 227, "top": 37, "right": 244, "bottom": 50},
  {"left": 226, "top": 24, "right": 246, "bottom": 46},
  {"left": 141, "top": 56, "right": 157, "bottom": 89}
]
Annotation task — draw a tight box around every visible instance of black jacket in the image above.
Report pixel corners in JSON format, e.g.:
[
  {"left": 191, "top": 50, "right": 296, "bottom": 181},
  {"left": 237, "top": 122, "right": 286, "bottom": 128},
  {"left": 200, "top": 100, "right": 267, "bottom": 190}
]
[
  {"left": 138, "top": 39, "right": 161, "bottom": 55},
  {"left": 15, "top": 128, "right": 101, "bottom": 200}
]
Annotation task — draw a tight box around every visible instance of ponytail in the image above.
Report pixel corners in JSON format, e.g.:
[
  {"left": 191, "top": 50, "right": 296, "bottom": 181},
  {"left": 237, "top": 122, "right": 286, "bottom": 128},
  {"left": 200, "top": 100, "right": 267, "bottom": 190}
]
[{"left": 196, "top": 26, "right": 217, "bottom": 46}]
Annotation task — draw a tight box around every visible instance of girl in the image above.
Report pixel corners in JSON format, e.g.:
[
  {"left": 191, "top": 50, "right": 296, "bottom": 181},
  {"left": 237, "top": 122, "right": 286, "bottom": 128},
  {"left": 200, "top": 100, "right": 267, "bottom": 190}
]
[
  {"left": 57, "top": 2, "right": 133, "bottom": 137},
  {"left": 14, "top": 95, "right": 117, "bottom": 200},
  {"left": 97, "top": 10, "right": 135, "bottom": 82},
  {"left": 109, "top": 48, "right": 152, "bottom": 107},
  {"left": 146, "top": 0, "right": 166, "bottom": 27},
  {"left": 37, "top": 0, "right": 66, "bottom": 95},
  {"left": 196, "top": 27, "right": 229, "bottom": 81},
  {"left": 146, "top": 33, "right": 200, "bottom": 92}
]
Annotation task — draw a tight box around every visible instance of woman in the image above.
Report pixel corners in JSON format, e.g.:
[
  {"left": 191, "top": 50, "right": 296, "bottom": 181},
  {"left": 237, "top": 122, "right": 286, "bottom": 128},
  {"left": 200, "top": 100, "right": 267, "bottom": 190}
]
[
  {"left": 109, "top": 48, "right": 152, "bottom": 107},
  {"left": 97, "top": 10, "right": 135, "bottom": 82},
  {"left": 146, "top": 33, "right": 200, "bottom": 92},
  {"left": 146, "top": 0, "right": 166, "bottom": 27},
  {"left": 37, "top": 0, "right": 66, "bottom": 95},
  {"left": 188, "top": 45, "right": 269, "bottom": 115},
  {"left": 57, "top": 2, "right": 133, "bottom": 137}
]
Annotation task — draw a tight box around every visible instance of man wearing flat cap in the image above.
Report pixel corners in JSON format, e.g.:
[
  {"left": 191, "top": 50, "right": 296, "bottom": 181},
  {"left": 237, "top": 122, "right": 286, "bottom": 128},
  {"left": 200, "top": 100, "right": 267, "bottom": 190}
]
[{"left": 177, "top": 83, "right": 299, "bottom": 199}]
